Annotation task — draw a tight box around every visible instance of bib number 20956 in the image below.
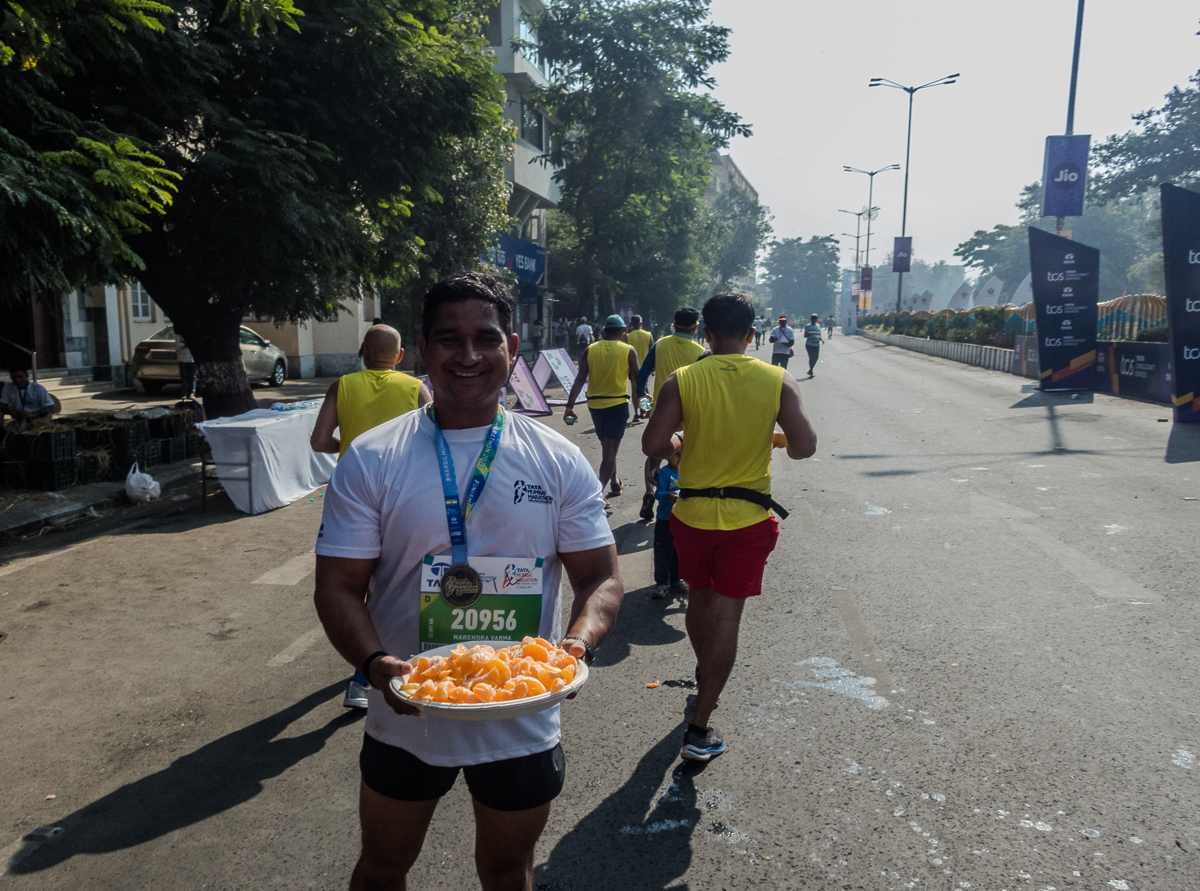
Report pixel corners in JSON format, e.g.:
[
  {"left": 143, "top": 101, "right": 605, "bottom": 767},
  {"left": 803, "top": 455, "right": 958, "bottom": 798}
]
[{"left": 451, "top": 608, "right": 519, "bottom": 632}]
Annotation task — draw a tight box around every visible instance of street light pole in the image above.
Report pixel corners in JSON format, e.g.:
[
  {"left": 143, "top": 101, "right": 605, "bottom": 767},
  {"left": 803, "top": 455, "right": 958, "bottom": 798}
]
[
  {"left": 869, "top": 73, "right": 959, "bottom": 326},
  {"left": 1057, "top": 0, "right": 1086, "bottom": 235},
  {"left": 838, "top": 207, "right": 879, "bottom": 271},
  {"left": 843, "top": 167, "right": 899, "bottom": 269}
]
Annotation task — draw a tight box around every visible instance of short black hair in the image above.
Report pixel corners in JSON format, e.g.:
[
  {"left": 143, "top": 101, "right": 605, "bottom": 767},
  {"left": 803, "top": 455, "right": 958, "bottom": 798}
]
[
  {"left": 421, "top": 272, "right": 514, "bottom": 339},
  {"left": 630, "top": 314, "right": 642, "bottom": 327},
  {"left": 674, "top": 306, "right": 700, "bottom": 328},
  {"left": 702, "top": 293, "right": 755, "bottom": 338},
  {"left": 811, "top": 314, "right": 819, "bottom": 321}
]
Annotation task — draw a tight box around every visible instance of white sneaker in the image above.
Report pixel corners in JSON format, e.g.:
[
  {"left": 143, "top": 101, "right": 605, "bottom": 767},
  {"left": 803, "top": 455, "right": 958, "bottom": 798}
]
[{"left": 343, "top": 679, "right": 370, "bottom": 709}]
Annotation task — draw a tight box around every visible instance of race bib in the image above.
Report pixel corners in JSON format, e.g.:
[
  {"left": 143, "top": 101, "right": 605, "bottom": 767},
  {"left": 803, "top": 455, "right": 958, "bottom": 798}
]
[{"left": 419, "top": 555, "right": 544, "bottom": 650}]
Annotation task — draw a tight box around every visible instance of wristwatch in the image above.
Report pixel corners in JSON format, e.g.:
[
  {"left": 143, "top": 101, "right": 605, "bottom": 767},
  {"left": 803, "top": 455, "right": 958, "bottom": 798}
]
[{"left": 560, "top": 636, "right": 595, "bottom": 665}]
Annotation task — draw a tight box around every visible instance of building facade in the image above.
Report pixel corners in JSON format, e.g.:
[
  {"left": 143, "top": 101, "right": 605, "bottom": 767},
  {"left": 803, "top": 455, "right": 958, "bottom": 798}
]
[{"left": 705, "top": 152, "right": 766, "bottom": 302}]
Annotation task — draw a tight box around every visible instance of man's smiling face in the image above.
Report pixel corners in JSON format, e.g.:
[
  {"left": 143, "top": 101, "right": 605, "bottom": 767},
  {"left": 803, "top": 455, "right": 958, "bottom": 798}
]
[{"left": 418, "top": 299, "right": 518, "bottom": 420}]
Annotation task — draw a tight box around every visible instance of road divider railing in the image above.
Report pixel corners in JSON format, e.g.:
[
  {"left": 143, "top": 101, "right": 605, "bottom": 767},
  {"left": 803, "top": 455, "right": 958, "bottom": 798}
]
[{"left": 856, "top": 329, "right": 1014, "bottom": 371}]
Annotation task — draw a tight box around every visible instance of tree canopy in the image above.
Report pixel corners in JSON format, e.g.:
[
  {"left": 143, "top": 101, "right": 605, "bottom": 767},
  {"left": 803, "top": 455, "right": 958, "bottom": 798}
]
[
  {"left": 762, "top": 235, "right": 840, "bottom": 319},
  {"left": 534, "top": 0, "right": 749, "bottom": 319}
]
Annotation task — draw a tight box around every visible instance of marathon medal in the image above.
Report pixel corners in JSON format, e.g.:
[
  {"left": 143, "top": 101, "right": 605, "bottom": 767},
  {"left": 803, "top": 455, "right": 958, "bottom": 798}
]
[
  {"left": 440, "top": 563, "right": 483, "bottom": 607},
  {"left": 429, "top": 403, "right": 505, "bottom": 610}
]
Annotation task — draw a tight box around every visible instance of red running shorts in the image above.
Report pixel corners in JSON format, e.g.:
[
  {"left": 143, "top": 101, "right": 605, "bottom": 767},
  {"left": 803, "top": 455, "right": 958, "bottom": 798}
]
[{"left": 669, "top": 514, "right": 780, "bottom": 599}]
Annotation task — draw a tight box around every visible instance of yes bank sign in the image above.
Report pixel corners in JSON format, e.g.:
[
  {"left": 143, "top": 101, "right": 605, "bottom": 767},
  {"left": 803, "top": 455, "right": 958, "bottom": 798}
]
[{"left": 1041, "top": 135, "right": 1090, "bottom": 218}]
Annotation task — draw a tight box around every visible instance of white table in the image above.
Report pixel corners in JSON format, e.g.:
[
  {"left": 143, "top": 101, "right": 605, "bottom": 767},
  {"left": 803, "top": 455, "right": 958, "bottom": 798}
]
[{"left": 196, "top": 405, "right": 336, "bottom": 515}]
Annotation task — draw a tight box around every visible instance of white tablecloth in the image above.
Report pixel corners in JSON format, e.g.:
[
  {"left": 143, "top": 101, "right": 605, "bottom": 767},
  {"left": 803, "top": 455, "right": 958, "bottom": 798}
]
[{"left": 196, "top": 405, "right": 336, "bottom": 515}]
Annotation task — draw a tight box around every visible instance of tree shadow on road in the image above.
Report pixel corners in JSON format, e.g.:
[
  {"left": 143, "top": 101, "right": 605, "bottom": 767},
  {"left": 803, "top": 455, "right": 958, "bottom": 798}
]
[
  {"left": 11, "top": 682, "right": 356, "bottom": 874},
  {"left": 535, "top": 722, "right": 708, "bottom": 891}
]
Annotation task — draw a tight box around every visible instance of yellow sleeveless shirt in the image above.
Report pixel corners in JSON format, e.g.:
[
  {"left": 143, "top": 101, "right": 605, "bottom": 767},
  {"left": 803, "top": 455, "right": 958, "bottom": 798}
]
[
  {"left": 673, "top": 353, "right": 785, "bottom": 530},
  {"left": 652, "top": 334, "right": 706, "bottom": 405},
  {"left": 585, "top": 340, "right": 635, "bottom": 409},
  {"left": 336, "top": 368, "right": 423, "bottom": 458},
  {"left": 627, "top": 329, "right": 653, "bottom": 367}
]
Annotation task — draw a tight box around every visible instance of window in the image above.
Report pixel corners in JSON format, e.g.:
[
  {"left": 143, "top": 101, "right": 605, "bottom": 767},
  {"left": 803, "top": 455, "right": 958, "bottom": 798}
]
[
  {"left": 519, "top": 13, "right": 549, "bottom": 76},
  {"left": 239, "top": 327, "right": 263, "bottom": 346},
  {"left": 520, "top": 100, "right": 544, "bottom": 150},
  {"left": 131, "top": 282, "right": 153, "bottom": 322}
]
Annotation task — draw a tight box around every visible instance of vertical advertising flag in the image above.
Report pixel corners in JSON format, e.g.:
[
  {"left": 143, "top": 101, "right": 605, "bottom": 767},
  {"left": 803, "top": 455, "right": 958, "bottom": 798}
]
[
  {"left": 841, "top": 269, "right": 853, "bottom": 304},
  {"left": 861, "top": 266, "right": 873, "bottom": 292},
  {"left": 892, "top": 237, "right": 912, "bottom": 273},
  {"left": 947, "top": 282, "right": 972, "bottom": 310},
  {"left": 975, "top": 276, "right": 1005, "bottom": 307},
  {"left": 1029, "top": 227, "right": 1100, "bottom": 390},
  {"left": 1159, "top": 183, "right": 1200, "bottom": 422},
  {"left": 1041, "top": 135, "right": 1091, "bottom": 218},
  {"left": 1011, "top": 273, "right": 1034, "bottom": 306}
]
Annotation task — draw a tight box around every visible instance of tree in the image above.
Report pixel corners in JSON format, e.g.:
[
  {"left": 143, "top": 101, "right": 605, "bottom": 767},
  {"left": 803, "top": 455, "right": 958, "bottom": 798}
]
[
  {"left": 1091, "top": 71, "right": 1200, "bottom": 201},
  {"left": 762, "top": 235, "right": 840, "bottom": 319},
  {"left": 534, "top": 0, "right": 748, "bottom": 317},
  {"left": 706, "top": 183, "right": 772, "bottom": 290},
  {"left": 64, "top": 0, "right": 508, "bottom": 416}
]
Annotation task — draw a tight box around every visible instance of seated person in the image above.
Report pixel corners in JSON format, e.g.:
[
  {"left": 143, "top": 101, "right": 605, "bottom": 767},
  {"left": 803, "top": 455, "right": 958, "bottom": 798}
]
[{"left": 1, "top": 368, "right": 61, "bottom": 431}]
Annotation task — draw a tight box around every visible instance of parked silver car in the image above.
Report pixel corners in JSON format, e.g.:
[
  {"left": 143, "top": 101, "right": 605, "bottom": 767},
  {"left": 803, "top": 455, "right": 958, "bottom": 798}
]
[{"left": 131, "top": 325, "right": 287, "bottom": 394}]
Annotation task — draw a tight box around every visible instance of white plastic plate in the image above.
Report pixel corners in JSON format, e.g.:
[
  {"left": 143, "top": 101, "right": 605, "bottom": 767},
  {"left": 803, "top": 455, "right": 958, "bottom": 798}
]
[{"left": 387, "top": 640, "right": 589, "bottom": 722}]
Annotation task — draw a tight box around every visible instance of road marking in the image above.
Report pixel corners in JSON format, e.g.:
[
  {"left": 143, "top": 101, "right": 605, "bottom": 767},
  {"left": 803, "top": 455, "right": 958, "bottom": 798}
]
[
  {"left": 267, "top": 627, "right": 327, "bottom": 667},
  {"left": 252, "top": 551, "right": 316, "bottom": 586},
  {"left": 831, "top": 585, "right": 897, "bottom": 695},
  {"left": 970, "top": 494, "right": 1160, "bottom": 602}
]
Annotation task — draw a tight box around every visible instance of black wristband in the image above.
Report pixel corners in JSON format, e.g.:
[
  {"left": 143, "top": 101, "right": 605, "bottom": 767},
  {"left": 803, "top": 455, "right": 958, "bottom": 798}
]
[
  {"left": 362, "top": 650, "right": 388, "bottom": 683},
  {"left": 560, "top": 636, "right": 595, "bottom": 665}
]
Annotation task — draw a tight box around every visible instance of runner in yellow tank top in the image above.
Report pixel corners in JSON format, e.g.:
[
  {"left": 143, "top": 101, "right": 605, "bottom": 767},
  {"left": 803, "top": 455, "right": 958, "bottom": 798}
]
[
  {"left": 309, "top": 323, "right": 431, "bottom": 709},
  {"left": 635, "top": 307, "right": 706, "bottom": 520},
  {"left": 564, "top": 315, "right": 640, "bottom": 506},
  {"left": 626, "top": 315, "right": 654, "bottom": 368},
  {"left": 642, "top": 293, "right": 817, "bottom": 763}
]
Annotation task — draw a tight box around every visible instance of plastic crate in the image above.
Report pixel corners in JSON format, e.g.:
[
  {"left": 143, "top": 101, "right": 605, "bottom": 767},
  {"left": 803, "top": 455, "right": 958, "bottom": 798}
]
[
  {"left": 3, "top": 461, "right": 33, "bottom": 489},
  {"left": 141, "top": 443, "right": 164, "bottom": 469},
  {"left": 76, "top": 456, "right": 97, "bottom": 485},
  {"left": 109, "top": 421, "right": 149, "bottom": 453},
  {"left": 185, "top": 431, "right": 202, "bottom": 459},
  {"left": 113, "top": 444, "right": 150, "bottom": 476},
  {"left": 159, "top": 436, "right": 187, "bottom": 464},
  {"left": 149, "top": 411, "right": 192, "bottom": 439},
  {"left": 34, "top": 459, "right": 80, "bottom": 491},
  {"left": 2, "top": 429, "right": 76, "bottom": 462}
]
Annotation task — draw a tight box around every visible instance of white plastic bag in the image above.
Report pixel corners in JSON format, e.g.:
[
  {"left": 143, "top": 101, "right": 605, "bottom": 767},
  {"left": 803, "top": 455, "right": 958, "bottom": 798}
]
[{"left": 125, "top": 463, "right": 161, "bottom": 503}]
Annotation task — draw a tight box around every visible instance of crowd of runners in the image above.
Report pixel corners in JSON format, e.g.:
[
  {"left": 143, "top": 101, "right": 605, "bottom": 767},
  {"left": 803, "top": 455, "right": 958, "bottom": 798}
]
[{"left": 311, "top": 274, "right": 822, "bottom": 890}]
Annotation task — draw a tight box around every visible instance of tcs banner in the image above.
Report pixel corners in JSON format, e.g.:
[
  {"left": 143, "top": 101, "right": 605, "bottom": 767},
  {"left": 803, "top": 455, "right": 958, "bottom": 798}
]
[
  {"left": 1029, "top": 227, "right": 1099, "bottom": 390},
  {"left": 1160, "top": 183, "right": 1200, "bottom": 422}
]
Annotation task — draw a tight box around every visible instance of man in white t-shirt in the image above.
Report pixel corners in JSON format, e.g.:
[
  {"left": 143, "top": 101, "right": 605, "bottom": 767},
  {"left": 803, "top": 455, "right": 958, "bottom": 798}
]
[
  {"left": 1, "top": 368, "right": 60, "bottom": 431},
  {"left": 572, "top": 317, "right": 594, "bottom": 361},
  {"left": 768, "top": 316, "right": 795, "bottom": 370},
  {"left": 314, "top": 272, "right": 624, "bottom": 891}
]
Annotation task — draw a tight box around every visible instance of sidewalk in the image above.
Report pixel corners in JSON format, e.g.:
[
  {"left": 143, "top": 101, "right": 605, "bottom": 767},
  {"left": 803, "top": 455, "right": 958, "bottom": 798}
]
[{"left": 2, "top": 378, "right": 337, "bottom": 538}]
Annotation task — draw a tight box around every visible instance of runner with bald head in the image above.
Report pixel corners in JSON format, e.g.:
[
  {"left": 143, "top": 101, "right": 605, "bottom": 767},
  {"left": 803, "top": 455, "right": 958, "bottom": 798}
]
[{"left": 311, "top": 323, "right": 431, "bottom": 708}]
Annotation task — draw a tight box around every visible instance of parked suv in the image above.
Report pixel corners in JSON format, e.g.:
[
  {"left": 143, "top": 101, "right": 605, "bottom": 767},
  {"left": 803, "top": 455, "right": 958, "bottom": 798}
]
[{"left": 131, "top": 325, "right": 288, "bottom": 394}]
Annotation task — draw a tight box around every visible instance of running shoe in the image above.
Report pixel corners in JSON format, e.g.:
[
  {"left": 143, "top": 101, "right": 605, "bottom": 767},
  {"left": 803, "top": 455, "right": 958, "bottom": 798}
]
[
  {"left": 681, "top": 725, "right": 726, "bottom": 762},
  {"left": 652, "top": 585, "right": 669, "bottom": 599},
  {"left": 343, "top": 679, "right": 370, "bottom": 709},
  {"left": 639, "top": 493, "right": 655, "bottom": 521}
]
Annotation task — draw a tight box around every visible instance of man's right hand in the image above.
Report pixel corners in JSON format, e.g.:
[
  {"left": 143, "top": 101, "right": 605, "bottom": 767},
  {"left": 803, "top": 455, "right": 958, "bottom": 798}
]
[{"left": 370, "top": 655, "right": 419, "bottom": 716}]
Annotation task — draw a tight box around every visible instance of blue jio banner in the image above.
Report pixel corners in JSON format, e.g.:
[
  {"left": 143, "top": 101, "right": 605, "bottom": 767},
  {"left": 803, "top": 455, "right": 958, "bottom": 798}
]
[
  {"left": 1029, "top": 227, "right": 1099, "bottom": 390},
  {"left": 1160, "top": 184, "right": 1200, "bottom": 422},
  {"left": 892, "top": 237, "right": 911, "bottom": 273},
  {"left": 1041, "top": 135, "right": 1090, "bottom": 218}
]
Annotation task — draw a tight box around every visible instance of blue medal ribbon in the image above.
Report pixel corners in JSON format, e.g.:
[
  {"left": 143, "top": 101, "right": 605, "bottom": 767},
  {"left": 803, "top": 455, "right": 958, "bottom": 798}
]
[{"left": 428, "top": 404, "right": 505, "bottom": 566}]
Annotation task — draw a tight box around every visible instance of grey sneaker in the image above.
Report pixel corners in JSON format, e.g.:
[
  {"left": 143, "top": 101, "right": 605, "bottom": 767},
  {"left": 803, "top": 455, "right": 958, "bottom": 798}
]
[
  {"left": 681, "top": 725, "right": 726, "bottom": 762},
  {"left": 343, "top": 679, "right": 370, "bottom": 709}
]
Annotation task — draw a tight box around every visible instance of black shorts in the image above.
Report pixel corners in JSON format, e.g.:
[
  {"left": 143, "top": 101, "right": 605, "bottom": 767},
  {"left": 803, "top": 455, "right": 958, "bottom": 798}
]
[
  {"left": 359, "top": 733, "right": 565, "bottom": 812},
  {"left": 588, "top": 402, "right": 630, "bottom": 441}
]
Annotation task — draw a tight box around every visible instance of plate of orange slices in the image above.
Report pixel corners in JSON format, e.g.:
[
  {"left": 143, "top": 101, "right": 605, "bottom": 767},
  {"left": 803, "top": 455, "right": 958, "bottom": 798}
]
[{"left": 388, "top": 638, "right": 589, "bottom": 721}]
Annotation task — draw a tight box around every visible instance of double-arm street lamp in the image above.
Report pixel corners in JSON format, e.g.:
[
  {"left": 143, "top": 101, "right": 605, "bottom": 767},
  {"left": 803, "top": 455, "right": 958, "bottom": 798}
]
[
  {"left": 842, "top": 167, "right": 899, "bottom": 268},
  {"left": 838, "top": 207, "right": 879, "bottom": 270},
  {"left": 869, "top": 73, "right": 959, "bottom": 322}
]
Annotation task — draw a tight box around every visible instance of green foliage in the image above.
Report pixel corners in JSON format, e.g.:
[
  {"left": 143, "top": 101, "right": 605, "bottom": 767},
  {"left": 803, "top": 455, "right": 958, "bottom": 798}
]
[
  {"left": 1092, "top": 71, "right": 1200, "bottom": 200},
  {"left": 534, "top": 0, "right": 748, "bottom": 317},
  {"left": 220, "top": 0, "right": 302, "bottom": 34},
  {"left": 1136, "top": 326, "right": 1169, "bottom": 342},
  {"left": 762, "top": 235, "right": 840, "bottom": 318},
  {"left": 705, "top": 183, "right": 772, "bottom": 289}
]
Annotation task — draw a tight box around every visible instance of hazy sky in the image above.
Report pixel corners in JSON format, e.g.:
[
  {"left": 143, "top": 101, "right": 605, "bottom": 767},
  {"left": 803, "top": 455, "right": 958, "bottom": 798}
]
[{"left": 707, "top": 0, "right": 1199, "bottom": 272}]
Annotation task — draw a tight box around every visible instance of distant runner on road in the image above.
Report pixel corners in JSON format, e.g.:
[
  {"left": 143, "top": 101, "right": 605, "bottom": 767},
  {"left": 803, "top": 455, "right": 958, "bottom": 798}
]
[
  {"left": 314, "top": 272, "right": 623, "bottom": 891},
  {"left": 768, "top": 316, "right": 795, "bottom": 370},
  {"left": 642, "top": 293, "right": 817, "bottom": 763},
  {"left": 635, "top": 307, "right": 706, "bottom": 520},
  {"left": 804, "top": 314, "right": 824, "bottom": 378},
  {"left": 824, "top": 314, "right": 835, "bottom": 337}
]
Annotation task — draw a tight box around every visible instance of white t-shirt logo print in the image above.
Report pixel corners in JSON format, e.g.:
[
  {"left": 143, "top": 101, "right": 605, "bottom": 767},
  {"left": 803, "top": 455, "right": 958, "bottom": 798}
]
[{"left": 514, "top": 480, "right": 553, "bottom": 505}]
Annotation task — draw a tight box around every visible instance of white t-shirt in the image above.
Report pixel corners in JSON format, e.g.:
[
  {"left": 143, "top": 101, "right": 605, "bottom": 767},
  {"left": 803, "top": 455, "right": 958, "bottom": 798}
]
[
  {"left": 0, "top": 381, "right": 55, "bottom": 413},
  {"left": 575, "top": 324, "right": 593, "bottom": 344},
  {"left": 769, "top": 325, "right": 794, "bottom": 355},
  {"left": 752, "top": 319, "right": 762, "bottom": 333},
  {"left": 315, "top": 408, "right": 613, "bottom": 767}
]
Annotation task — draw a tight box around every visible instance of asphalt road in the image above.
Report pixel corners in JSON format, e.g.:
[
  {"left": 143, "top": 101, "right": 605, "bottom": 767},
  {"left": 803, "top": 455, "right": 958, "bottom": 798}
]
[{"left": 2, "top": 333, "right": 1199, "bottom": 890}]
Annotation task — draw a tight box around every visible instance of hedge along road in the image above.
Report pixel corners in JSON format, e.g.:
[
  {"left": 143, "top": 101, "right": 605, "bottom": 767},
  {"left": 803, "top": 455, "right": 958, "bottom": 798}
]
[{"left": 1, "top": 331, "right": 1199, "bottom": 890}]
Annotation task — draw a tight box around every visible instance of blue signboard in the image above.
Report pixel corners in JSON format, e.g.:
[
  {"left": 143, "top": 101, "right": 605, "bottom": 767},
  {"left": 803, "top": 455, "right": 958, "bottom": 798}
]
[
  {"left": 1041, "top": 135, "right": 1090, "bottom": 218},
  {"left": 485, "top": 234, "right": 546, "bottom": 285},
  {"left": 1029, "top": 227, "right": 1099, "bottom": 390},
  {"left": 1160, "top": 183, "right": 1200, "bottom": 422},
  {"left": 892, "top": 237, "right": 912, "bottom": 273}
]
